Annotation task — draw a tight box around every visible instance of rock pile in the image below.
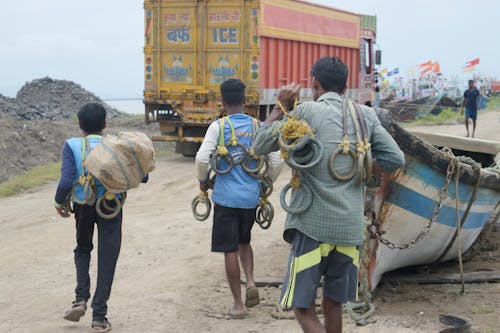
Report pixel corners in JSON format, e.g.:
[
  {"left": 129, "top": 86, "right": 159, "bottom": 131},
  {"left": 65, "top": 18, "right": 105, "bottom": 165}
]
[{"left": 0, "top": 77, "right": 126, "bottom": 120}]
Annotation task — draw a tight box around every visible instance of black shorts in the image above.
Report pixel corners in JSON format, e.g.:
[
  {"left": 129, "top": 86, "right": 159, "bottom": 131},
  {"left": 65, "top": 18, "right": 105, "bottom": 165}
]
[{"left": 211, "top": 204, "right": 256, "bottom": 253}]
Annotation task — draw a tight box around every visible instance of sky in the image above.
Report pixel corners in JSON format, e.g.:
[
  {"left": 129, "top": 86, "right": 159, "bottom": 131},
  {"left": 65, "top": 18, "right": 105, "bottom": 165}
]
[{"left": 0, "top": 0, "right": 498, "bottom": 99}]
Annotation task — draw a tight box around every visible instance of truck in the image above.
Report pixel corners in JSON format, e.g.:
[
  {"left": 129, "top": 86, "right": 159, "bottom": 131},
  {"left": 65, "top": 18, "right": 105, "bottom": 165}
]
[{"left": 143, "top": 0, "right": 379, "bottom": 156}]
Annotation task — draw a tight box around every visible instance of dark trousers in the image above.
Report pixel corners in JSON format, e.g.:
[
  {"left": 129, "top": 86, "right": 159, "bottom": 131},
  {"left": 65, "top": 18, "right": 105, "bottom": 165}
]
[{"left": 73, "top": 204, "right": 122, "bottom": 320}]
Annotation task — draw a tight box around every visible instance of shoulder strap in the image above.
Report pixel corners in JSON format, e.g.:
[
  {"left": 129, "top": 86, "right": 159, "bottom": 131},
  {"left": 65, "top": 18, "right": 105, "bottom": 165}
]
[
  {"left": 218, "top": 117, "right": 226, "bottom": 147},
  {"left": 251, "top": 117, "right": 259, "bottom": 142}
]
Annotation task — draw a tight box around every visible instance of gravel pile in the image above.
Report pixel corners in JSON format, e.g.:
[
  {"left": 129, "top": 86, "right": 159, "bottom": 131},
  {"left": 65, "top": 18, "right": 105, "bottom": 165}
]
[{"left": 0, "top": 77, "right": 126, "bottom": 120}]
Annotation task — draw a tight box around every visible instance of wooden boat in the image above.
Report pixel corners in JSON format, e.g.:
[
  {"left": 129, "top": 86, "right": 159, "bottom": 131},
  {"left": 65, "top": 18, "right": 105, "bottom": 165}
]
[{"left": 367, "top": 110, "right": 500, "bottom": 290}]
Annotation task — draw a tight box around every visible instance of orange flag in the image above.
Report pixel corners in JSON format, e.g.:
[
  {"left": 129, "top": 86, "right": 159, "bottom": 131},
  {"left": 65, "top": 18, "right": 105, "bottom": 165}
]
[{"left": 418, "top": 60, "right": 432, "bottom": 68}]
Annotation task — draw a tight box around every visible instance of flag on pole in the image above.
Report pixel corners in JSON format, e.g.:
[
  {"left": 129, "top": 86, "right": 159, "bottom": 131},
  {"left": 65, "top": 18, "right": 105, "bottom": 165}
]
[
  {"left": 432, "top": 62, "right": 441, "bottom": 73},
  {"left": 387, "top": 68, "right": 400, "bottom": 76},
  {"left": 465, "top": 58, "right": 480, "bottom": 67},
  {"left": 417, "top": 60, "right": 432, "bottom": 68}
]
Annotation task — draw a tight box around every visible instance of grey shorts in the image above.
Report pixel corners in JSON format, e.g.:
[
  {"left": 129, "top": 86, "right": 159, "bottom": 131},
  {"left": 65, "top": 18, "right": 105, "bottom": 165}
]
[{"left": 280, "top": 230, "right": 359, "bottom": 309}]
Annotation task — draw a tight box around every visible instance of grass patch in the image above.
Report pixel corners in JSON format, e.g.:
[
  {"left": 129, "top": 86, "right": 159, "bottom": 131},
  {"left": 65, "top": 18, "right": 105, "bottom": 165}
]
[
  {"left": 0, "top": 162, "right": 61, "bottom": 198},
  {"left": 407, "top": 107, "right": 462, "bottom": 125},
  {"left": 486, "top": 95, "right": 500, "bottom": 111}
]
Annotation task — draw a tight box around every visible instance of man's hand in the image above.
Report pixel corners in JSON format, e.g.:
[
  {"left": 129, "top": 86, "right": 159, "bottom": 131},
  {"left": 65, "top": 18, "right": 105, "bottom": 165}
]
[
  {"left": 277, "top": 82, "right": 301, "bottom": 111},
  {"left": 199, "top": 181, "right": 210, "bottom": 192},
  {"left": 56, "top": 207, "right": 70, "bottom": 218}
]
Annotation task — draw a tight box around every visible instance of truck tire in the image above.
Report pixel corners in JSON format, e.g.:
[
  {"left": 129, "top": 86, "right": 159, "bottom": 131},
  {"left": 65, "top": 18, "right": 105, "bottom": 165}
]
[{"left": 175, "top": 142, "right": 201, "bottom": 157}]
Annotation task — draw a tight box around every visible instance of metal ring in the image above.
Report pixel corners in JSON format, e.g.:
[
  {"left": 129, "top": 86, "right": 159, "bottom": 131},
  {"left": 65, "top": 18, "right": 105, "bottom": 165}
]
[
  {"left": 279, "top": 134, "right": 311, "bottom": 152},
  {"left": 364, "top": 149, "right": 373, "bottom": 182},
  {"left": 71, "top": 182, "right": 86, "bottom": 205},
  {"left": 249, "top": 158, "right": 269, "bottom": 179},
  {"left": 241, "top": 154, "right": 265, "bottom": 174},
  {"left": 227, "top": 143, "right": 247, "bottom": 165},
  {"left": 256, "top": 201, "right": 274, "bottom": 230},
  {"left": 280, "top": 182, "right": 313, "bottom": 214},
  {"left": 260, "top": 176, "right": 273, "bottom": 198},
  {"left": 328, "top": 147, "right": 358, "bottom": 181},
  {"left": 210, "top": 153, "right": 234, "bottom": 174},
  {"left": 191, "top": 195, "right": 211, "bottom": 221},
  {"left": 83, "top": 181, "right": 97, "bottom": 206},
  {"left": 96, "top": 196, "right": 122, "bottom": 219},
  {"left": 101, "top": 192, "right": 126, "bottom": 211},
  {"left": 357, "top": 153, "right": 365, "bottom": 186},
  {"left": 287, "top": 138, "right": 324, "bottom": 170}
]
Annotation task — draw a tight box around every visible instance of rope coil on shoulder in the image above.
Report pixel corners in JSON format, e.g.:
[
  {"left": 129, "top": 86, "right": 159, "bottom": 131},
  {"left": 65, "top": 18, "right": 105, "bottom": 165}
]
[{"left": 328, "top": 100, "right": 373, "bottom": 183}]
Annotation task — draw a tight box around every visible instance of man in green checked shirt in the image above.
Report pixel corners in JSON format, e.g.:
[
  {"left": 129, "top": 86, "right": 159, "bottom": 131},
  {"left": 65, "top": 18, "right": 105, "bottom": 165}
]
[{"left": 253, "top": 57, "right": 405, "bottom": 333}]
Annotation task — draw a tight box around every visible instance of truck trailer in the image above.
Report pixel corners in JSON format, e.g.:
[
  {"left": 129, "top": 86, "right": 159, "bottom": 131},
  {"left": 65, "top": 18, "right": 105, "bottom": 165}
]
[{"left": 143, "top": 0, "right": 378, "bottom": 155}]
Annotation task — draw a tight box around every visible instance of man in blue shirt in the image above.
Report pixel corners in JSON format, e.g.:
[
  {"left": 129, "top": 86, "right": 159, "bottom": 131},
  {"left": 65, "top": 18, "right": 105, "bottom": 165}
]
[
  {"left": 195, "top": 79, "right": 281, "bottom": 318},
  {"left": 54, "top": 103, "right": 147, "bottom": 332},
  {"left": 462, "top": 80, "right": 481, "bottom": 138}
]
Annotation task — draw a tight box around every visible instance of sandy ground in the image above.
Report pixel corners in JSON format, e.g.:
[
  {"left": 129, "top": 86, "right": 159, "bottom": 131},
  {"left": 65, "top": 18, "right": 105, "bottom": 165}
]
[{"left": 1, "top": 116, "right": 499, "bottom": 333}]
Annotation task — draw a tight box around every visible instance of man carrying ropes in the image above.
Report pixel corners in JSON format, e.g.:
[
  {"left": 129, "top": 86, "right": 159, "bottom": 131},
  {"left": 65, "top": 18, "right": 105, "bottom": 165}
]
[
  {"left": 195, "top": 79, "right": 282, "bottom": 319},
  {"left": 253, "top": 57, "right": 405, "bottom": 333},
  {"left": 54, "top": 103, "right": 148, "bottom": 332}
]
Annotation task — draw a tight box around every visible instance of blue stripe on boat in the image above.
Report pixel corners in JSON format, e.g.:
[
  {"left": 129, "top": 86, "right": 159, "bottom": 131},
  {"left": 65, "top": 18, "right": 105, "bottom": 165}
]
[
  {"left": 405, "top": 160, "right": 498, "bottom": 206},
  {"left": 386, "top": 184, "right": 491, "bottom": 229}
]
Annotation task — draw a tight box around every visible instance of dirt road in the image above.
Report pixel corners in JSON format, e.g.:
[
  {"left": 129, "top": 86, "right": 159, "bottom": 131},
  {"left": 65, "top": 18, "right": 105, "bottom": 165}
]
[
  {"left": 1, "top": 153, "right": 499, "bottom": 333},
  {"left": 406, "top": 110, "right": 500, "bottom": 142}
]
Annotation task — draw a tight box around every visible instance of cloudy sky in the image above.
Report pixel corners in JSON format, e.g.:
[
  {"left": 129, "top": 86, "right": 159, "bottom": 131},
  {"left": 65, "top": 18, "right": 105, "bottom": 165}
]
[{"left": 0, "top": 0, "right": 497, "bottom": 99}]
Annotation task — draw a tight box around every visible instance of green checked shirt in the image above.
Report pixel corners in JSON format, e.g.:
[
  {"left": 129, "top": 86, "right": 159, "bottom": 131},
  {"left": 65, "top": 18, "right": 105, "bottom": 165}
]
[{"left": 253, "top": 92, "right": 405, "bottom": 246}]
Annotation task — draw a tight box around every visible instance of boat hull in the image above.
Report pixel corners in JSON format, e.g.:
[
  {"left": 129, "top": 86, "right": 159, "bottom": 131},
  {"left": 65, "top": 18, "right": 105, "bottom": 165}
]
[{"left": 368, "top": 155, "right": 499, "bottom": 290}]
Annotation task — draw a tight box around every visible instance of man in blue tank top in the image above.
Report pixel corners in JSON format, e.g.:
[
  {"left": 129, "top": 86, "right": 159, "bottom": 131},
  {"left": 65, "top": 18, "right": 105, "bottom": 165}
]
[
  {"left": 195, "top": 79, "right": 282, "bottom": 318},
  {"left": 54, "top": 103, "right": 146, "bottom": 332}
]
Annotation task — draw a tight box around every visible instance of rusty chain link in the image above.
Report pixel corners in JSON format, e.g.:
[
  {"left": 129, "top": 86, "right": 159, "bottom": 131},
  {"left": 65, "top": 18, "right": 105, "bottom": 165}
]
[{"left": 368, "top": 148, "right": 456, "bottom": 250}]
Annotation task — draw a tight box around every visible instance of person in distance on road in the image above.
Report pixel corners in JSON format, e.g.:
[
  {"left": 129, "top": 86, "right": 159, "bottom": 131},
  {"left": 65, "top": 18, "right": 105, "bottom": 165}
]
[{"left": 462, "top": 79, "right": 481, "bottom": 138}]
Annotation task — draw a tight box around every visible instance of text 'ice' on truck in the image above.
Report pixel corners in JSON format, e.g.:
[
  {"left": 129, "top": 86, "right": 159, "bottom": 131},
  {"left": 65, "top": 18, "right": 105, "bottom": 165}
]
[{"left": 143, "top": 0, "right": 380, "bottom": 156}]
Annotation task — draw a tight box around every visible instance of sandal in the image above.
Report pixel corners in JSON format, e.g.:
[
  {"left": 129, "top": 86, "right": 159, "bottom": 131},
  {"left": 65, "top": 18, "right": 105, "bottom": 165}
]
[
  {"left": 91, "top": 317, "right": 112, "bottom": 332},
  {"left": 245, "top": 286, "right": 260, "bottom": 308},
  {"left": 63, "top": 300, "right": 87, "bottom": 322}
]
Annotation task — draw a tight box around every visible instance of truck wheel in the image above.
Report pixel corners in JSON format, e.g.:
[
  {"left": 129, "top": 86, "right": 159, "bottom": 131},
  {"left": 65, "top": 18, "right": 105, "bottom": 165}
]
[{"left": 175, "top": 142, "right": 201, "bottom": 157}]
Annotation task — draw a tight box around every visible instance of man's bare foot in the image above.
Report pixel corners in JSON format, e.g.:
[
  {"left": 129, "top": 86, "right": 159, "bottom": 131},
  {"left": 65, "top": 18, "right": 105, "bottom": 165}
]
[{"left": 225, "top": 304, "right": 248, "bottom": 319}]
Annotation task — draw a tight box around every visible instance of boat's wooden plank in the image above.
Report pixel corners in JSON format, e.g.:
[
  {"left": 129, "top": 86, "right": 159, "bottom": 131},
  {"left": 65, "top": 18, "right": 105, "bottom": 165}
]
[
  {"left": 377, "top": 109, "right": 500, "bottom": 191},
  {"left": 407, "top": 130, "right": 500, "bottom": 155},
  {"left": 386, "top": 270, "right": 500, "bottom": 284},
  {"left": 241, "top": 277, "right": 283, "bottom": 287}
]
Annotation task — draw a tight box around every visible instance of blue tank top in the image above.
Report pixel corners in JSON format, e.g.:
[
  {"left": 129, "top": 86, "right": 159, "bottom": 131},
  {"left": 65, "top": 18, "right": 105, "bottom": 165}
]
[
  {"left": 211, "top": 114, "right": 260, "bottom": 209},
  {"left": 66, "top": 135, "right": 107, "bottom": 202}
]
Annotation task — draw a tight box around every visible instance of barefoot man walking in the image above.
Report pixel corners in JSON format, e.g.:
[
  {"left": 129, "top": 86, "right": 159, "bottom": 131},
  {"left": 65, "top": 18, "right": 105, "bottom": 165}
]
[{"left": 462, "top": 79, "right": 481, "bottom": 138}]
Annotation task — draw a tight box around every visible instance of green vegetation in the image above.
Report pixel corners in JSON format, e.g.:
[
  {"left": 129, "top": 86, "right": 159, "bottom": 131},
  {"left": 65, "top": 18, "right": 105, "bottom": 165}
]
[
  {"left": 0, "top": 162, "right": 61, "bottom": 198},
  {"left": 408, "top": 107, "right": 462, "bottom": 125},
  {"left": 486, "top": 95, "right": 500, "bottom": 111}
]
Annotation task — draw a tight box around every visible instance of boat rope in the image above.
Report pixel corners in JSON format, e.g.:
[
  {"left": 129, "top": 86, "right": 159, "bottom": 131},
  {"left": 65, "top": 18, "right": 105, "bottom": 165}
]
[{"left": 435, "top": 152, "right": 481, "bottom": 262}]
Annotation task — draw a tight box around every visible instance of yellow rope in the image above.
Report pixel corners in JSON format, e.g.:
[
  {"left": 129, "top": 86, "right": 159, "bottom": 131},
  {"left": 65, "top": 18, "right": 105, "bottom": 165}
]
[
  {"left": 104, "top": 191, "right": 116, "bottom": 201},
  {"left": 290, "top": 170, "right": 301, "bottom": 189}
]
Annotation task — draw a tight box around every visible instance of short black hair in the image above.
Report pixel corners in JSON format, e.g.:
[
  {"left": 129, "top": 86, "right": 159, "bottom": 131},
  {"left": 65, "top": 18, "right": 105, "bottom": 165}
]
[
  {"left": 220, "top": 79, "right": 246, "bottom": 106},
  {"left": 310, "top": 57, "right": 348, "bottom": 93},
  {"left": 77, "top": 103, "right": 106, "bottom": 134},
  {"left": 468, "top": 80, "right": 474, "bottom": 84}
]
